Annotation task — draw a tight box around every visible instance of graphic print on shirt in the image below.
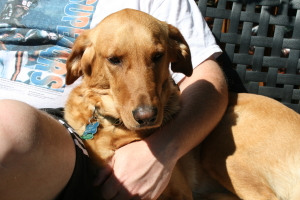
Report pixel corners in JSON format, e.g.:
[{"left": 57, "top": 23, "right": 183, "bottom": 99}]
[{"left": 0, "top": 0, "right": 98, "bottom": 92}]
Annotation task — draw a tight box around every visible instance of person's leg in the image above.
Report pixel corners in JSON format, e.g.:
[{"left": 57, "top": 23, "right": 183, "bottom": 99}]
[{"left": 0, "top": 99, "right": 76, "bottom": 200}]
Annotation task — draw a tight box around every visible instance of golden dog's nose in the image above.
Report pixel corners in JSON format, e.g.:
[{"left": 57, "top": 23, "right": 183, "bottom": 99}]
[{"left": 132, "top": 106, "right": 158, "bottom": 127}]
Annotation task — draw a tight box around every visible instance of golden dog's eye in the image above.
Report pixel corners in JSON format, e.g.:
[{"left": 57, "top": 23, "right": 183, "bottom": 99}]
[
  {"left": 152, "top": 53, "right": 164, "bottom": 62},
  {"left": 108, "top": 57, "right": 121, "bottom": 65}
]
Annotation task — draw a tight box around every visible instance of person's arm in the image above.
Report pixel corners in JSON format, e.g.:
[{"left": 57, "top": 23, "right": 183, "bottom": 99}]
[
  {"left": 97, "top": 56, "right": 228, "bottom": 200},
  {"left": 159, "top": 55, "right": 228, "bottom": 160}
]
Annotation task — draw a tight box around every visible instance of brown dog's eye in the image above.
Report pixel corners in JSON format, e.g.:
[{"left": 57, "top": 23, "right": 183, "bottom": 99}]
[
  {"left": 152, "top": 53, "right": 164, "bottom": 62},
  {"left": 108, "top": 57, "right": 121, "bottom": 65}
]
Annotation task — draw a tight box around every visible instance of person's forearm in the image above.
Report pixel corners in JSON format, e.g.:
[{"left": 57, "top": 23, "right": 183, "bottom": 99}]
[{"left": 145, "top": 56, "right": 228, "bottom": 162}]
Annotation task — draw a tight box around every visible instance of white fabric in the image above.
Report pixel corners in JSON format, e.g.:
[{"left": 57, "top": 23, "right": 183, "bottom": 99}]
[{"left": 0, "top": 0, "right": 221, "bottom": 108}]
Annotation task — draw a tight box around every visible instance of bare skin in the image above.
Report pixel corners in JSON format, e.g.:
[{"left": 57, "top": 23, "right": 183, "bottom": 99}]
[
  {"left": 97, "top": 56, "right": 229, "bottom": 200},
  {"left": 0, "top": 56, "right": 227, "bottom": 200},
  {"left": 0, "top": 100, "right": 76, "bottom": 200}
]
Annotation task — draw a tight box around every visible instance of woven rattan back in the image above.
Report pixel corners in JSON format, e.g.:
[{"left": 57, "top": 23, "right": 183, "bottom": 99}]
[{"left": 198, "top": 0, "right": 300, "bottom": 113}]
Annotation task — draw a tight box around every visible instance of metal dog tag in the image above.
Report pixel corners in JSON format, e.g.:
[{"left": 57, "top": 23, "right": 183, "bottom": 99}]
[{"left": 81, "top": 122, "right": 100, "bottom": 140}]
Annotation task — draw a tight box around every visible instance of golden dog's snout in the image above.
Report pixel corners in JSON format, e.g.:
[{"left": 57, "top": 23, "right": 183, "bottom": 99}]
[{"left": 132, "top": 106, "right": 158, "bottom": 127}]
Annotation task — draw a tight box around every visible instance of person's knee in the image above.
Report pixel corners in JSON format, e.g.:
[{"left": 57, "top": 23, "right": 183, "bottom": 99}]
[
  {"left": 0, "top": 99, "right": 40, "bottom": 164},
  {"left": 0, "top": 100, "right": 76, "bottom": 199}
]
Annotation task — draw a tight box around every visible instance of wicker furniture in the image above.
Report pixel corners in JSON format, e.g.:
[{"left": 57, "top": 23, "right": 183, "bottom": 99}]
[{"left": 198, "top": 0, "right": 300, "bottom": 113}]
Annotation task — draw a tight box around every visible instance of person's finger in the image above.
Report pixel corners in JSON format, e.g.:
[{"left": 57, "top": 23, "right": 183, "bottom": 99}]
[
  {"left": 93, "top": 166, "right": 112, "bottom": 186},
  {"left": 131, "top": 195, "right": 143, "bottom": 200},
  {"left": 101, "top": 173, "right": 122, "bottom": 199},
  {"left": 110, "top": 188, "right": 133, "bottom": 200}
]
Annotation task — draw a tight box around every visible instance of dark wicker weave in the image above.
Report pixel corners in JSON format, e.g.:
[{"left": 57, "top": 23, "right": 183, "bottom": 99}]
[{"left": 198, "top": 0, "right": 300, "bottom": 113}]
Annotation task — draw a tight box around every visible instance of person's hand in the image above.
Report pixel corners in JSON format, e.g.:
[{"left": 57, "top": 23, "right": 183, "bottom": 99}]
[{"left": 94, "top": 139, "right": 177, "bottom": 200}]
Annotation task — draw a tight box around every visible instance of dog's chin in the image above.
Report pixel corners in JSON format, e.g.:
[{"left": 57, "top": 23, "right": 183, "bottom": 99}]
[{"left": 124, "top": 120, "right": 162, "bottom": 131}]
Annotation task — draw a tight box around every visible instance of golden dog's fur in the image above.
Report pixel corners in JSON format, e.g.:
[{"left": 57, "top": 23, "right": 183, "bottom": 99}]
[{"left": 65, "top": 9, "right": 300, "bottom": 200}]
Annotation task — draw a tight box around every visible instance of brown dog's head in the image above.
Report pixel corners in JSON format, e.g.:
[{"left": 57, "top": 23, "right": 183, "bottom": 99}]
[{"left": 66, "top": 9, "right": 193, "bottom": 130}]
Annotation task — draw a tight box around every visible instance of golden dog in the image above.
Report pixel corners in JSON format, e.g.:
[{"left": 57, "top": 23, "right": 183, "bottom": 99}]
[{"left": 65, "top": 9, "right": 300, "bottom": 200}]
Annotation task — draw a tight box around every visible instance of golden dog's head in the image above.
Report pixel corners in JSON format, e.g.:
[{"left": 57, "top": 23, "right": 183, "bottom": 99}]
[{"left": 66, "top": 9, "right": 193, "bottom": 130}]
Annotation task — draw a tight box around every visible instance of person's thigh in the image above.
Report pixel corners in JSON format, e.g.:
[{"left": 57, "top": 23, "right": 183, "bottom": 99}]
[{"left": 0, "top": 99, "right": 76, "bottom": 200}]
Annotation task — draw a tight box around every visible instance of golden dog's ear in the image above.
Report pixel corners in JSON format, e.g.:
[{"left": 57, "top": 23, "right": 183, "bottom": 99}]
[
  {"left": 168, "top": 24, "right": 193, "bottom": 77},
  {"left": 66, "top": 30, "right": 95, "bottom": 85}
]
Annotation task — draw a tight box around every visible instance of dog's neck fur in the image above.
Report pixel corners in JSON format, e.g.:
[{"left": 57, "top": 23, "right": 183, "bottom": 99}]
[{"left": 93, "top": 109, "right": 122, "bottom": 126}]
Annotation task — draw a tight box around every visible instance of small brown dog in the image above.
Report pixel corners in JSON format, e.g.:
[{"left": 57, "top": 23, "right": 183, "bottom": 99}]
[{"left": 65, "top": 9, "right": 300, "bottom": 200}]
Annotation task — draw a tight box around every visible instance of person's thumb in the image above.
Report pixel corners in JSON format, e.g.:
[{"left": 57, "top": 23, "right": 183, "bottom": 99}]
[{"left": 93, "top": 165, "right": 113, "bottom": 186}]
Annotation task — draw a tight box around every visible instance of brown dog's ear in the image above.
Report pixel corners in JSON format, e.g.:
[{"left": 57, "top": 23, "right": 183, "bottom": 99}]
[
  {"left": 168, "top": 24, "right": 193, "bottom": 77},
  {"left": 66, "top": 30, "right": 95, "bottom": 85}
]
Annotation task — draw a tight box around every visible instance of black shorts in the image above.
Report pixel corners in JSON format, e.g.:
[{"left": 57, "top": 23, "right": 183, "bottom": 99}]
[{"left": 41, "top": 108, "right": 99, "bottom": 200}]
